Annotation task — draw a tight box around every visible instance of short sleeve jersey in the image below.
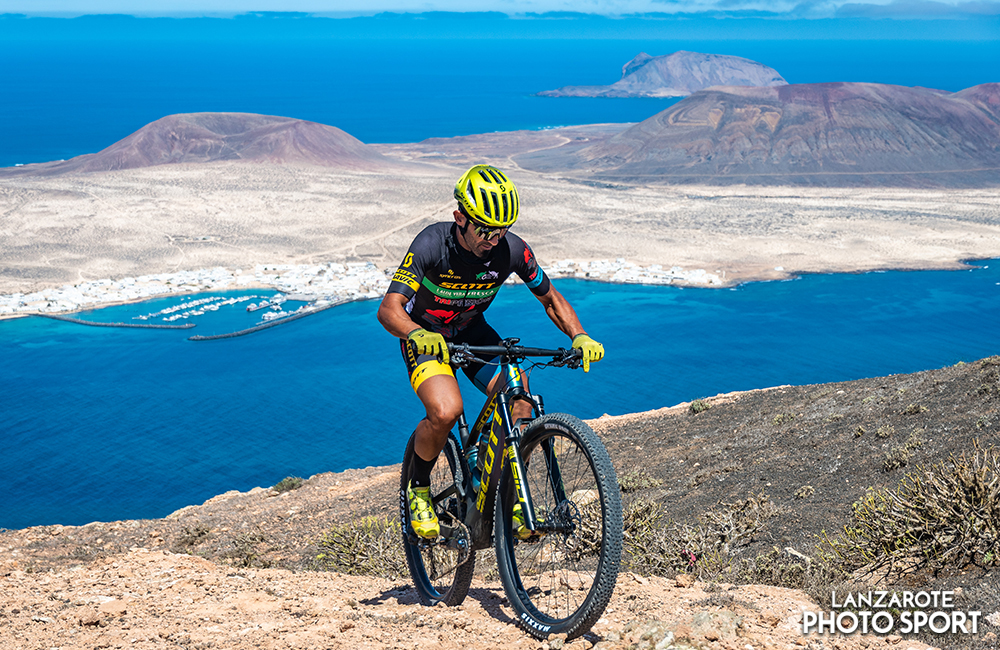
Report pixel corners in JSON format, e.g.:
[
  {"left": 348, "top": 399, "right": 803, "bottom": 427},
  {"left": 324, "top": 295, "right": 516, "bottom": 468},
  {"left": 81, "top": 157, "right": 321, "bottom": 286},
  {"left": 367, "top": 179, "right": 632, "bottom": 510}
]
[{"left": 387, "top": 222, "right": 551, "bottom": 338}]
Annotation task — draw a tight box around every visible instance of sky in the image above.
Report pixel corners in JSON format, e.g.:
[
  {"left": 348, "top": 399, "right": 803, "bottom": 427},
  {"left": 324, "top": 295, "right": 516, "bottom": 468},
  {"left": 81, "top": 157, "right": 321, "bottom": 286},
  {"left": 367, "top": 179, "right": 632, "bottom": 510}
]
[{"left": 2, "top": 0, "right": 999, "bottom": 17}]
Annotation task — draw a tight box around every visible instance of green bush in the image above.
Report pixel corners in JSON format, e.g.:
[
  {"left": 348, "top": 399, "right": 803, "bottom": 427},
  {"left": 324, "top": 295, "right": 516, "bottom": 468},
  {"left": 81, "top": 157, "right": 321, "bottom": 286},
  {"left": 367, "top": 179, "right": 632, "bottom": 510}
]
[
  {"left": 823, "top": 440, "right": 1000, "bottom": 577},
  {"left": 315, "top": 515, "right": 407, "bottom": 578},
  {"left": 273, "top": 476, "right": 304, "bottom": 493},
  {"left": 689, "top": 399, "right": 711, "bottom": 415}
]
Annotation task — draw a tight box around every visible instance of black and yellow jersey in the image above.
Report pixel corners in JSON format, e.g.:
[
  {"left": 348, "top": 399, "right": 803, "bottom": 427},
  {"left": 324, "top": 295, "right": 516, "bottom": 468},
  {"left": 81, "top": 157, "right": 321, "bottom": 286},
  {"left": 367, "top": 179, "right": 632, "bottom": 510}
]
[{"left": 387, "top": 222, "right": 551, "bottom": 338}]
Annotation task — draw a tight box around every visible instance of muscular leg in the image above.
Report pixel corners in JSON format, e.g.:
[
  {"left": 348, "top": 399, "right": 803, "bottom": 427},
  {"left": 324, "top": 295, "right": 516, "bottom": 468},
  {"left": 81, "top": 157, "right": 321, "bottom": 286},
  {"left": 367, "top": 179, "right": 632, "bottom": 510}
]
[{"left": 413, "top": 372, "right": 464, "bottom": 467}]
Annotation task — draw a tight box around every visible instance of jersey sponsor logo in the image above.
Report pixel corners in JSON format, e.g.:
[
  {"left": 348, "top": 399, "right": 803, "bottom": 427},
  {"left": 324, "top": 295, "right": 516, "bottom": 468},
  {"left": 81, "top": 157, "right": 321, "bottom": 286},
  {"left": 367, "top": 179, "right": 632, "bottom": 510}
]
[
  {"left": 476, "top": 270, "right": 499, "bottom": 280},
  {"left": 392, "top": 269, "right": 420, "bottom": 291},
  {"left": 421, "top": 277, "right": 501, "bottom": 300},
  {"left": 523, "top": 246, "right": 534, "bottom": 265},
  {"left": 439, "top": 281, "right": 498, "bottom": 290},
  {"left": 432, "top": 296, "right": 453, "bottom": 304},
  {"left": 450, "top": 297, "right": 493, "bottom": 307},
  {"left": 526, "top": 267, "right": 545, "bottom": 289},
  {"left": 425, "top": 306, "right": 475, "bottom": 324}
]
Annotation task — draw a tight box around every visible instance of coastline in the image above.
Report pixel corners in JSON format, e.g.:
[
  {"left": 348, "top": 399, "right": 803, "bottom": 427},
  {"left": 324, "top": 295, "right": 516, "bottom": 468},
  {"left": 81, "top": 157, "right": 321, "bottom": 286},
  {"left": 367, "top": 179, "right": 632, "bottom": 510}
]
[{"left": 0, "top": 254, "right": 991, "bottom": 323}]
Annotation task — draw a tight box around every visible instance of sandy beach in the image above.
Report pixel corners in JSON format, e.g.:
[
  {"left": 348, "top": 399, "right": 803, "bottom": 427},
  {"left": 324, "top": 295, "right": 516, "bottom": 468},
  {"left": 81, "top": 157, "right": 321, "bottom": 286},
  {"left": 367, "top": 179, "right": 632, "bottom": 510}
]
[{"left": 2, "top": 141, "right": 999, "bottom": 315}]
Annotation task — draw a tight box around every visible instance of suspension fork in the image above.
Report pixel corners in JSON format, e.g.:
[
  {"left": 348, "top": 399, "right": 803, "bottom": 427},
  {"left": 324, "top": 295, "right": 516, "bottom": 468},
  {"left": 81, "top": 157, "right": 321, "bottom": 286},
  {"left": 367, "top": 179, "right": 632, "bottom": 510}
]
[{"left": 498, "top": 392, "right": 542, "bottom": 535}]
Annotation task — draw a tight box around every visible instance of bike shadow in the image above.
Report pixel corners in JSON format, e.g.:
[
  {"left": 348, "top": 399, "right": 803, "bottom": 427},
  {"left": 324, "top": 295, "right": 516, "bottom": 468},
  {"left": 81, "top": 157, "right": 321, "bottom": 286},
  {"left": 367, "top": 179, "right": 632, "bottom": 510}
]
[
  {"left": 465, "top": 587, "right": 517, "bottom": 625},
  {"left": 359, "top": 585, "right": 516, "bottom": 625}
]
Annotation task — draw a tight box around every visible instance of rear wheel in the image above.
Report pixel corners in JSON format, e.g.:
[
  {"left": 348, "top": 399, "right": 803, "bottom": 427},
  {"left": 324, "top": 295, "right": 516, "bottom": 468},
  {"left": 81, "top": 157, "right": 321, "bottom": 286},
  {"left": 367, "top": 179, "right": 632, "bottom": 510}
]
[
  {"left": 399, "top": 430, "right": 476, "bottom": 606},
  {"left": 494, "top": 413, "right": 622, "bottom": 639}
]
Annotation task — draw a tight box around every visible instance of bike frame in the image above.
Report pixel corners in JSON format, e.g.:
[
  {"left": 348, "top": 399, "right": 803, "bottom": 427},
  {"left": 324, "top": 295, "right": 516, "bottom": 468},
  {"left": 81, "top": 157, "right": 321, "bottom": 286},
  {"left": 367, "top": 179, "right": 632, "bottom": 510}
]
[{"left": 441, "top": 342, "right": 574, "bottom": 550}]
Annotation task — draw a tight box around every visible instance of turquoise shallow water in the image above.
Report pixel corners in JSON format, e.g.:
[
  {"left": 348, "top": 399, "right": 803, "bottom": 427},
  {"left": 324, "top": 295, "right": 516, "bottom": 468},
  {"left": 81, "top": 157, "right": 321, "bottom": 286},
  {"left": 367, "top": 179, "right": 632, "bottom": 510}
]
[{"left": 1, "top": 263, "right": 998, "bottom": 530}]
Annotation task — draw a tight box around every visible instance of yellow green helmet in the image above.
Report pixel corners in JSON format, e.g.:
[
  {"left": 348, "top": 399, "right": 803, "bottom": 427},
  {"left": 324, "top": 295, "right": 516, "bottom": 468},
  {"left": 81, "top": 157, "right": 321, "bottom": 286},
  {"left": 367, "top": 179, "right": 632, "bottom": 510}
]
[{"left": 453, "top": 164, "right": 519, "bottom": 227}]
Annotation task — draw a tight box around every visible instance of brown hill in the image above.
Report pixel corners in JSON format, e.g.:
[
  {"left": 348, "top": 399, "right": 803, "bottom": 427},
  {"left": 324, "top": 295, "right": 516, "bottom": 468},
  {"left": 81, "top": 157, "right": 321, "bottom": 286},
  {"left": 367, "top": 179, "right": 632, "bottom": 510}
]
[
  {"left": 0, "top": 113, "right": 405, "bottom": 176},
  {"left": 518, "top": 82, "right": 1000, "bottom": 187},
  {"left": 538, "top": 51, "right": 787, "bottom": 98}
]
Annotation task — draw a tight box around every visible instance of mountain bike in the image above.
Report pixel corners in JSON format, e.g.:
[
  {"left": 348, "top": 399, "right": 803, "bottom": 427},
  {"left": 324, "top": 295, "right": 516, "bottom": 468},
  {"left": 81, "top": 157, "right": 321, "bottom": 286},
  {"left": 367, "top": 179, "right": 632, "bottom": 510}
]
[{"left": 398, "top": 338, "right": 623, "bottom": 640}]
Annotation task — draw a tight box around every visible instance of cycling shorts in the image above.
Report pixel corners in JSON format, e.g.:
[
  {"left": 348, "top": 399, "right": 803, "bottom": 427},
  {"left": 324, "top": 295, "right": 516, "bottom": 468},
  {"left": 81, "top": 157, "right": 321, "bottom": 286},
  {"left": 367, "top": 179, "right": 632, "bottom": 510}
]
[{"left": 400, "top": 319, "right": 503, "bottom": 394}]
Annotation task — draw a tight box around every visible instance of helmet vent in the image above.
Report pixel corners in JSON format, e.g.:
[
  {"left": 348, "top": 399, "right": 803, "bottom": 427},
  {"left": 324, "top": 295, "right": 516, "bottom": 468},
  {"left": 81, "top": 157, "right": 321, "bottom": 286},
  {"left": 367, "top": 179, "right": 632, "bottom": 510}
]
[
  {"left": 489, "top": 191, "right": 500, "bottom": 220},
  {"left": 501, "top": 193, "right": 509, "bottom": 221},
  {"left": 480, "top": 188, "right": 492, "bottom": 217}
]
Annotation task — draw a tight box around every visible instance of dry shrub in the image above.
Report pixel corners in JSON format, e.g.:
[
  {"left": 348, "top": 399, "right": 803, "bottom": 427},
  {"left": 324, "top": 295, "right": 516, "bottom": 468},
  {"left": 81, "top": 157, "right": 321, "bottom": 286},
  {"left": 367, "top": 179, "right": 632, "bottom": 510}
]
[
  {"left": 226, "top": 532, "right": 271, "bottom": 568},
  {"left": 882, "top": 428, "right": 926, "bottom": 472},
  {"left": 823, "top": 440, "right": 1000, "bottom": 577},
  {"left": 618, "top": 470, "right": 662, "bottom": 493},
  {"left": 729, "top": 546, "right": 850, "bottom": 602},
  {"left": 622, "top": 493, "right": 777, "bottom": 578},
  {"left": 314, "top": 515, "right": 406, "bottom": 578}
]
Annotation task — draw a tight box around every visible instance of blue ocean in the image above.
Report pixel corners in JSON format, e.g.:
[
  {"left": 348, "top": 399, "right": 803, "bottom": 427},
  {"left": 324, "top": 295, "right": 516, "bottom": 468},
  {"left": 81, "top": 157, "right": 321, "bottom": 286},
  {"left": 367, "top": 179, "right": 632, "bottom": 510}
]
[
  {"left": 3, "top": 266, "right": 999, "bottom": 530},
  {"left": 1, "top": 15, "right": 998, "bottom": 529}
]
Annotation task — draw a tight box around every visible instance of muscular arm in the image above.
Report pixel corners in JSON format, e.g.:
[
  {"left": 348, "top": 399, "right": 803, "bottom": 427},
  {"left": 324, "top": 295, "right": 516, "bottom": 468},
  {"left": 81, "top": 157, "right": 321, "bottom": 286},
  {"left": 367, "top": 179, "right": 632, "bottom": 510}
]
[
  {"left": 534, "top": 284, "right": 587, "bottom": 340},
  {"left": 377, "top": 292, "right": 422, "bottom": 339}
]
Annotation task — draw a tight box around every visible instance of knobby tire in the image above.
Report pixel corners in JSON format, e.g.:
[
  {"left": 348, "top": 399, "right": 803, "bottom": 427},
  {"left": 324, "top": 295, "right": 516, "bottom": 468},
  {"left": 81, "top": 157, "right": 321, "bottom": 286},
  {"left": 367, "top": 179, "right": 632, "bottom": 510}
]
[{"left": 493, "top": 413, "right": 623, "bottom": 640}]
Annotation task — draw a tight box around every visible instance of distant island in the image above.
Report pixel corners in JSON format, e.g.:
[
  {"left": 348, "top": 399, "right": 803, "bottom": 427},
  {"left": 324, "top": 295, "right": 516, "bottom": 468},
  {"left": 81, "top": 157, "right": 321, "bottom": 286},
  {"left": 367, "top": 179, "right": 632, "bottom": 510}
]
[
  {"left": 4, "top": 82, "right": 999, "bottom": 189},
  {"left": 518, "top": 82, "right": 1000, "bottom": 188},
  {"left": 0, "top": 112, "right": 411, "bottom": 177},
  {"left": 537, "top": 51, "right": 787, "bottom": 99}
]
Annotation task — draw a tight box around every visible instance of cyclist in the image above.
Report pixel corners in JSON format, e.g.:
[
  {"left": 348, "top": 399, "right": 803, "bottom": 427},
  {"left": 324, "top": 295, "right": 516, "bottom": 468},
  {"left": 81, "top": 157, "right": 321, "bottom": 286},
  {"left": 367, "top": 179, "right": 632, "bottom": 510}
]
[{"left": 377, "top": 164, "right": 605, "bottom": 540}]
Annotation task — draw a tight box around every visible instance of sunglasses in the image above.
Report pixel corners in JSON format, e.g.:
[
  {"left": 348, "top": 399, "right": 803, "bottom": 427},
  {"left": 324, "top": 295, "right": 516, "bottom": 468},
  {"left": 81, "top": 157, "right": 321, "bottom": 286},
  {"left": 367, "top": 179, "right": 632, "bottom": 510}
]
[{"left": 469, "top": 219, "right": 509, "bottom": 241}]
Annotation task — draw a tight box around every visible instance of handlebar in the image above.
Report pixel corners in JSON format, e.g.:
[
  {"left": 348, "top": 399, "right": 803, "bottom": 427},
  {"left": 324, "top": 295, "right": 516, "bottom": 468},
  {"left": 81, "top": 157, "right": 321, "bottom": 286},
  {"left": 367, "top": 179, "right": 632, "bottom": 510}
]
[{"left": 446, "top": 338, "right": 583, "bottom": 369}]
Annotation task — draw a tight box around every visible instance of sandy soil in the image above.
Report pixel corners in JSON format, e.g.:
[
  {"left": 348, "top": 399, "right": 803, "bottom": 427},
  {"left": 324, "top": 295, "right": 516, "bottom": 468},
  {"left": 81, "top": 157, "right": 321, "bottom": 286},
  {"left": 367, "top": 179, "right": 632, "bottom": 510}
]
[
  {"left": 2, "top": 145, "right": 999, "bottom": 296},
  {"left": 0, "top": 548, "right": 941, "bottom": 650}
]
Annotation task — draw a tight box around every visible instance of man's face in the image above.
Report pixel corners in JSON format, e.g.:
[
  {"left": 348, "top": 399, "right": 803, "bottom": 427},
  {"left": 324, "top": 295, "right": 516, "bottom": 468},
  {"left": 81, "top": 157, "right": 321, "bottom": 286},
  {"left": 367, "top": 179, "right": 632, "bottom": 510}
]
[{"left": 454, "top": 210, "right": 507, "bottom": 258}]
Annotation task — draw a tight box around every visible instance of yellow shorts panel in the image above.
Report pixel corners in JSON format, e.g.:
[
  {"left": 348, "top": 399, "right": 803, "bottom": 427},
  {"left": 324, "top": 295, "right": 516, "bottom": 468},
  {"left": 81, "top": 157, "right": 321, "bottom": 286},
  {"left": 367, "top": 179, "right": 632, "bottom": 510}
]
[{"left": 410, "top": 359, "right": 454, "bottom": 393}]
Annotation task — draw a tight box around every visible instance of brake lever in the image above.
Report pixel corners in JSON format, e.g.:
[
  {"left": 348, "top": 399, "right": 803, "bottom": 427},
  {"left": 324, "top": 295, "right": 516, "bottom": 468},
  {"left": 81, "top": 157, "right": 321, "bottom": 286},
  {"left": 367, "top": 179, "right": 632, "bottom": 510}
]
[
  {"left": 448, "top": 343, "right": 472, "bottom": 368},
  {"left": 549, "top": 348, "right": 582, "bottom": 369}
]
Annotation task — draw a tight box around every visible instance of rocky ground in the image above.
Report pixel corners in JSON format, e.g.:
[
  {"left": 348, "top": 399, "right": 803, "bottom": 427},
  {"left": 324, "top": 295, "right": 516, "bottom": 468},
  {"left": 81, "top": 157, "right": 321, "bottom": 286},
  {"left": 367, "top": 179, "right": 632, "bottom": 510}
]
[{"left": 3, "top": 357, "right": 999, "bottom": 650}]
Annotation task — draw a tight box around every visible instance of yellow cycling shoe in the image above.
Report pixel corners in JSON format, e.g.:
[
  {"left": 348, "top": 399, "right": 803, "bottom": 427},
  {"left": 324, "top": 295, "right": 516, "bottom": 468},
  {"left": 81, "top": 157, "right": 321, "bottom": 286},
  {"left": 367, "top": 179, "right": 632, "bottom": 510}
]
[
  {"left": 512, "top": 502, "right": 542, "bottom": 540},
  {"left": 407, "top": 482, "right": 440, "bottom": 540}
]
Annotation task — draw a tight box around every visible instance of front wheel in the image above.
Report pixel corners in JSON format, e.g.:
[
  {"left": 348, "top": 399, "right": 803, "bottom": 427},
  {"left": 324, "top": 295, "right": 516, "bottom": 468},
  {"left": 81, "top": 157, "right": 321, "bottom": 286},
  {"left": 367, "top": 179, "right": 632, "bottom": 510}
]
[
  {"left": 399, "top": 430, "right": 476, "bottom": 606},
  {"left": 494, "top": 413, "right": 623, "bottom": 640}
]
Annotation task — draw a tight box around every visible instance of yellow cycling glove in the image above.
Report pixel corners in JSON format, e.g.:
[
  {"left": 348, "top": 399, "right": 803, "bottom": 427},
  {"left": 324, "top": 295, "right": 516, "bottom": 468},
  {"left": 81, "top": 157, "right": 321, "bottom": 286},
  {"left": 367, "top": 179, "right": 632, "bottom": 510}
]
[
  {"left": 407, "top": 328, "right": 449, "bottom": 364},
  {"left": 572, "top": 333, "right": 604, "bottom": 373}
]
